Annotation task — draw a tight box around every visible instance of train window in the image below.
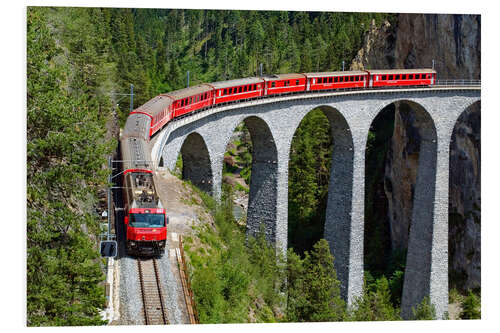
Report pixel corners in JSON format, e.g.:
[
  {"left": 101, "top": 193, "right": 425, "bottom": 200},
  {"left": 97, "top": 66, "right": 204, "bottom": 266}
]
[
  {"left": 381, "top": 75, "right": 386, "bottom": 80},
  {"left": 271, "top": 82, "right": 276, "bottom": 88},
  {"left": 334, "top": 77, "right": 338, "bottom": 83},
  {"left": 296, "top": 79, "right": 300, "bottom": 85},
  {"left": 416, "top": 74, "right": 420, "bottom": 79}
]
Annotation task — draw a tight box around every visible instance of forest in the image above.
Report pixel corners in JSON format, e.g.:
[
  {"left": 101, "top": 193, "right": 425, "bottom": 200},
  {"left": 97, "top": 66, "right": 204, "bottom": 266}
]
[{"left": 26, "top": 6, "right": 479, "bottom": 326}]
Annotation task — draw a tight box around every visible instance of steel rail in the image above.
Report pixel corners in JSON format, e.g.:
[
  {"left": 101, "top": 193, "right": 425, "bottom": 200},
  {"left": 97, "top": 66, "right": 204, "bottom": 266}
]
[{"left": 137, "top": 258, "right": 169, "bottom": 325}]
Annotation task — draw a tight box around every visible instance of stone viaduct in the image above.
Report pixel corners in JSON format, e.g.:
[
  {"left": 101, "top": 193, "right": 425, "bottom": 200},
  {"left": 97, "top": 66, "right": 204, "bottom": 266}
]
[{"left": 149, "top": 86, "right": 480, "bottom": 319}]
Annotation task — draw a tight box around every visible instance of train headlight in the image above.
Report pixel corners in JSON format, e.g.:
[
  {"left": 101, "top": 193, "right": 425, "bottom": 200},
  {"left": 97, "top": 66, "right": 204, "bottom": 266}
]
[{"left": 130, "top": 241, "right": 136, "bottom": 247}]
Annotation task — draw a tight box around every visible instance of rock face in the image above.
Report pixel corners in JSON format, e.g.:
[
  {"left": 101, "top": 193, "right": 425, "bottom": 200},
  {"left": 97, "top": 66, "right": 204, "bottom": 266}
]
[
  {"left": 448, "top": 105, "right": 481, "bottom": 290},
  {"left": 351, "top": 14, "right": 481, "bottom": 290}
]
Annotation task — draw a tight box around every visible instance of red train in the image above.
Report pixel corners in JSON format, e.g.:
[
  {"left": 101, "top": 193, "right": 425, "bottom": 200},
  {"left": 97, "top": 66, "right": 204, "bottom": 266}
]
[
  {"left": 119, "top": 68, "right": 436, "bottom": 256},
  {"left": 129, "top": 68, "right": 436, "bottom": 141}
]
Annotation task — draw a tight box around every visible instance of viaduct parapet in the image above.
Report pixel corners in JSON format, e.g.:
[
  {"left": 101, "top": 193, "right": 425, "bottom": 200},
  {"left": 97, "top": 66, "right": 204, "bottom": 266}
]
[{"left": 149, "top": 87, "right": 480, "bottom": 319}]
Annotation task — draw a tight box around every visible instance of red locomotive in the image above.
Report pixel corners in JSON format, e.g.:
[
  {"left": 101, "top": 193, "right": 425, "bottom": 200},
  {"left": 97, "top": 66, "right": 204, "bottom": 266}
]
[{"left": 120, "top": 135, "right": 168, "bottom": 256}]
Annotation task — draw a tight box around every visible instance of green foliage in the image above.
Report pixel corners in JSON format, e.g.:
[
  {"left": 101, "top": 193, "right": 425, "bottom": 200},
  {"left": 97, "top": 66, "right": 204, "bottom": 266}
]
[
  {"left": 411, "top": 297, "right": 436, "bottom": 320},
  {"left": 185, "top": 184, "right": 285, "bottom": 323},
  {"left": 350, "top": 276, "right": 400, "bottom": 321},
  {"left": 27, "top": 7, "right": 116, "bottom": 326},
  {"left": 286, "top": 240, "right": 346, "bottom": 322},
  {"left": 460, "top": 290, "right": 481, "bottom": 319},
  {"left": 288, "top": 109, "right": 332, "bottom": 255}
]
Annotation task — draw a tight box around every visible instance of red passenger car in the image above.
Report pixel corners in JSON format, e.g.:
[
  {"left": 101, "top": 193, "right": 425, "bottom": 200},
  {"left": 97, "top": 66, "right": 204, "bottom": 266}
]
[
  {"left": 263, "top": 73, "right": 307, "bottom": 95},
  {"left": 163, "top": 84, "right": 214, "bottom": 119},
  {"left": 305, "top": 71, "right": 369, "bottom": 91},
  {"left": 367, "top": 69, "right": 436, "bottom": 87},
  {"left": 209, "top": 77, "right": 264, "bottom": 105}
]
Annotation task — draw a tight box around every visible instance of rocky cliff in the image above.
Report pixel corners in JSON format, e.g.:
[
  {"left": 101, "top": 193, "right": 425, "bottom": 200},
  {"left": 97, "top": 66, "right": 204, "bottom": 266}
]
[{"left": 351, "top": 14, "right": 481, "bottom": 291}]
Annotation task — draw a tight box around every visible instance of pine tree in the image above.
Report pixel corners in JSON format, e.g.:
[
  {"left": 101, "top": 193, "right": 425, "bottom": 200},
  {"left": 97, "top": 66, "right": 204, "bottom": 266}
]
[
  {"left": 411, "top": 297, "right": 436, "bottom": 320},
  {"left": 27, "top": 7, "right": 114, "bottom": 326},
  {"left": 286, "top": 239, "right": 346, "bottom": 322},
  {"left": 460, "top": 291, "right": 481, "bottom": 319}
]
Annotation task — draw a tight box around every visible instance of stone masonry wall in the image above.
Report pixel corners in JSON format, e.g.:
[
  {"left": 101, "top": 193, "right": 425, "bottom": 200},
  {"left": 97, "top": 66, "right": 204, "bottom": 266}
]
[{"left": 155, "top": 89, "right": 479, "bottom": 318}]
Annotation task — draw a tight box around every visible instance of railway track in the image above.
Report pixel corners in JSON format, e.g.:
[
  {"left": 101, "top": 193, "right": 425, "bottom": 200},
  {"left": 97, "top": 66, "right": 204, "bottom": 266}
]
[{"left": 137, "top": 258, "right": 169, "bottom": 325}]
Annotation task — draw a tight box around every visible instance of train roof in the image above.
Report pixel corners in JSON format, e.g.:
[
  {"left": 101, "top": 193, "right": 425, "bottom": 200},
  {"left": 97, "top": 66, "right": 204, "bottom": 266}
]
[
  {"left": 367, "top": 68, "right": 436, "bottom": 74},
  {"left": 122, "top": 113, "right": 151, "bottom": 141},
  {"left": 262, "top": 73, "right": 306, "bottom": 81},
  {"left": 303, "top": 71, "right": 368, "bottom": 77},
  {"left": 208, "top": 77, "right": 264, "bottom": 89},
  {"left": 161, "top": 84, "right": 213, "bottom": 100},
  {"left": 121, "top": 136, "right": 154, "bottom": 171},
  {"left": 134, "top": 94, "right": 172, "bottom": 118}
]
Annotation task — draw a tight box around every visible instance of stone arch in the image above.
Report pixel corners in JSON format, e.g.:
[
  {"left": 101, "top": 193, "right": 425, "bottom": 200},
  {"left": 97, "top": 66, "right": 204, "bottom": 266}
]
[
  {"left": 371, "top": 99, "right": 438, "bottom": 318},
  {"left": 179, "top": 132, "right": 213, "bottom": 194},
  {"left": 448, "top": 100, "right": 480, "bottom": 292},
  {"left": 287, "top": 104, "right": 355, "bottom": 301}
]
